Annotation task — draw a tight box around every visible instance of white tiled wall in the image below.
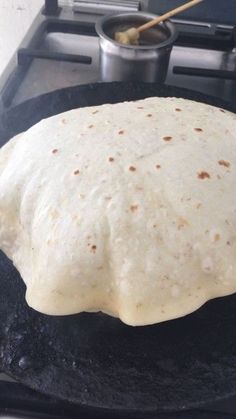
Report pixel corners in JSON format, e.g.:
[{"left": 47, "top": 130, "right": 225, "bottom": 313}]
[{"left": 0, "top": 0, "right": 43, "bottom": 76}]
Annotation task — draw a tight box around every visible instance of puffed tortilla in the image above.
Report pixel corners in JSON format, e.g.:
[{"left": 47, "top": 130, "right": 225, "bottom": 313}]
[{"left": 0, "top": 97, "right": 236, "bottom": 326}]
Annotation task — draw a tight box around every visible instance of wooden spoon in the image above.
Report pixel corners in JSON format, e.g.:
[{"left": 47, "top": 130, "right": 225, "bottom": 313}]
[{"left": 115, "top": 0, "right": 203, "bottom": 45}]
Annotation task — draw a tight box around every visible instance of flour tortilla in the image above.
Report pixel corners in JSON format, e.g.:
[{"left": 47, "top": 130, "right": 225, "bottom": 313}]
[{"left": 0, "top": 97, "right": 236, "bottom": 326}]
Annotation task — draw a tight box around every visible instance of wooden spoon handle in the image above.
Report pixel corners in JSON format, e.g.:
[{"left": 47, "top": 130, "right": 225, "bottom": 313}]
[{"left": 137, "top": 0, "right": 203, "bottom": 33}]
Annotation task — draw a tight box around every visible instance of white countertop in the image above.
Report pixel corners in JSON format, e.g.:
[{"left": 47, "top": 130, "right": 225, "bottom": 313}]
[{"left": 0, "top": 0, "right": 43, "bottom": 77}]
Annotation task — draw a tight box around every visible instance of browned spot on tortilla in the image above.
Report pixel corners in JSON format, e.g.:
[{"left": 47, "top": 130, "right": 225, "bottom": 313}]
[
  {"left": 177, "top": 217, "right": 189, "bottom": 229},
  {"left": 130, "top": 205, "right": 138, "bottom": 212},
  {"left": 198, "top": 171, "right": 210, "bottom": 179},
  {"left": 92, "top": 110, "right": 99, "bottom": 114},
  {"left": 175, "top": 108, "right": 182, "bottom": 112},
  {"left": 214, "top": 233, "right": 221, "bottom": 242},
  {"left": 108, "top": 157, "right": 114, "bottom": 162},
  {"left": 218, "top": 159, "right": 230, "bottom": 168},
  {"left": 88, "top": 124, "right": 94, "bottom": 128},
  {"left": 196, "top": 203, "right": 202, "bottom": 209},
  {"left": 156, "top": 164, "right": 161, "bottom": 169},
  {"left": 91, "top": 245, "right": 97, "bottom": 253},
  {"left": 163, "top": 136, "right": 172, "bottom": 141},
  {"left": 220, "top": 109, "right": 225, "bottom": 113},
  {"left": 61, "top": 118, "right": 67, "bottom": 124},
  {"left": 50, "top": 209, "right": 59, "bottom": 219},
  {"left": 146, "top": 113, "right": 152, "bottom": 117},
  {"left": 137, "top": 106, "right": 143, "bottom": 109},
  {"left": 129, "top": 166, "right": 136, "bottom": 172},
  {"left": 118, "top": 130, "right": 125, "bottom": 135},
  {"left": 74, "top": 169, "right": 80, "bottom": 175},
  {"left": 194, "top": 128, "right": 203, "bottom": 132},
  {"left": 52, "top": 149, "right": 58, "bottom": 154}
]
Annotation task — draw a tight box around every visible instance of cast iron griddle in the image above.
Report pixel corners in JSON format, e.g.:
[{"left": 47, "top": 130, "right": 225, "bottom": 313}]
[{"left": 0, "top": 82, "right": 236, "bottom": 415}]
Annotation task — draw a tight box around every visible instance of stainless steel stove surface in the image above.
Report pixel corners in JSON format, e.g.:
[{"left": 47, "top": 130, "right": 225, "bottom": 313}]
[{"left": 0, "top": 1, "right": 236, "bottom": 417}]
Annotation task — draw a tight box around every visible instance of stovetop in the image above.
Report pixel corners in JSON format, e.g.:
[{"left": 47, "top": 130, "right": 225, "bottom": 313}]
[
  {"left": 0, "top": 1, "right": 236, "bottom": 417},
  {"left": 0, "top": 1, "right": 236, "bottom": 112}
]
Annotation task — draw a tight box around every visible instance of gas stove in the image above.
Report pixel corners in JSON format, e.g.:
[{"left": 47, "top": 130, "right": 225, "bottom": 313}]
[
  {"left": 0, "top": 0, "right": 236, "bottom": 113},
  {"left": 0, "top": 1, "right": 236, "bottom": 417}
]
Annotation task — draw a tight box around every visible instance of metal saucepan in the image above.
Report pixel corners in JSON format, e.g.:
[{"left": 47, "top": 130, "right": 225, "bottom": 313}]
[{"left": 95, "top": 13, "right": 178, "bottom": 83}]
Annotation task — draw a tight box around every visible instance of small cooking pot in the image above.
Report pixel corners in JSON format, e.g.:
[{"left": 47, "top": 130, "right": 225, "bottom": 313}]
[{"left": 96, "top": 12, "right": 178, "bottom": 83}]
